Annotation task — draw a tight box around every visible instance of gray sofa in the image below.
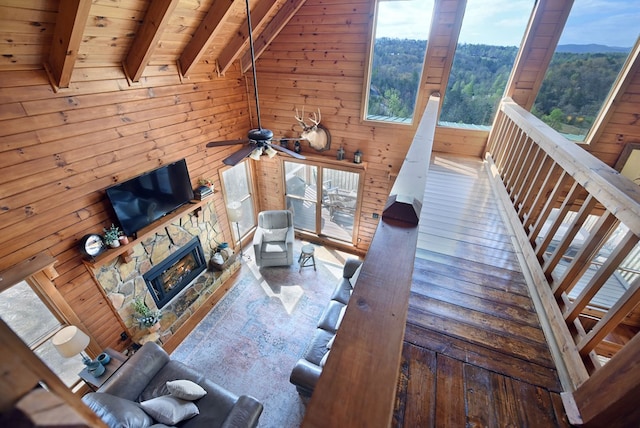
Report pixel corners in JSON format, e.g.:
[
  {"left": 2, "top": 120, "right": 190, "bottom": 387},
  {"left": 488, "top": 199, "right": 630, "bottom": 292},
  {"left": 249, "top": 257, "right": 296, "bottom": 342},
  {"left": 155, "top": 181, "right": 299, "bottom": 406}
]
[
  {"left": 83, "top": 341, "right": 263, "bottom": 428},
  {"left": 289, "top": 258, "right": 363, "bottom": 397}
]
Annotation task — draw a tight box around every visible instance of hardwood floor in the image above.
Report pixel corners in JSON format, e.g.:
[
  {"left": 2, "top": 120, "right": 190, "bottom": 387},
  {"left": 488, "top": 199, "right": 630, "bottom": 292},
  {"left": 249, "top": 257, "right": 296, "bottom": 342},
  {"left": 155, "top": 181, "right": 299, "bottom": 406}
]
[{"left": 393, "top": 156, "right": 570, "bottom": 427}]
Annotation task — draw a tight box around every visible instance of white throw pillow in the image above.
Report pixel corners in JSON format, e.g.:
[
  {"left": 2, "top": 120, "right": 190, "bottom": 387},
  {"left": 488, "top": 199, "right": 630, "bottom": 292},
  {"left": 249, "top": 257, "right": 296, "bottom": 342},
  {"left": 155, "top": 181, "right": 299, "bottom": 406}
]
[
  {"left": 262, "top": 227, "right": 288, "bottom": 242},
  {"left": 140, "top": 396, "right": 199, "bottom": 425},
  {"left": 326, "top": 335, "right": 335, "bottom": 349},
  {"left": 350, "top": 265, "right": 362, "bottom": 286},
  {"left": 320, "top": 350, "right": 330, "bottom": 367},
  {"left": 166, "top": 379, "right": 207, "bottom": 401},
  {"left": 335, "top": 305, "right": 347, "bottom": 330}
]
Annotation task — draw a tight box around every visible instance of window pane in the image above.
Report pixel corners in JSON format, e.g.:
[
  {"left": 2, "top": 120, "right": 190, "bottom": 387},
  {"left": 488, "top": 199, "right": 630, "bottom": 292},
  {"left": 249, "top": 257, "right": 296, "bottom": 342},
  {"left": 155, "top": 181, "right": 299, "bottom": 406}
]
[
  {"left": 365, "top": 0, "right": 434, "bottom": 123},
  {"left": 440, "top": 0, "right": 533, "bottom": 127},
  {"left": 222, "top": 162, "right": 256, "bottom": 241},
  {"left": 321, "top": 168, "right": 359, "bottom": 242},
  {"left": 0, "top": 281, "right": 60, "bottom": 346},
  {"left": 0, "top": 281, "right": 84, "bottom": 387},
  {"left": 532, "top": 0, "right": 637, "bottom": 141},
  {"left": 285, "top": 162, "right": 317, "bottom": 232}
]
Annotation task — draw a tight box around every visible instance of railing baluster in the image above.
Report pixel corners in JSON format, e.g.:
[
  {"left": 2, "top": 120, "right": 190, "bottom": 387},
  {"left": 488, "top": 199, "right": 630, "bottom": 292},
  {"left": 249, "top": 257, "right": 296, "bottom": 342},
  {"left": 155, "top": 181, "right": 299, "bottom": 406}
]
[
  {"left": 577, "top": 276, "right": 640, "bottom": 356},
  {"left": 564, "top": 230, "right": 639, "bottom": 323},
  {"left": 543, "top": 194, "right": 598, "bottom": 281}
]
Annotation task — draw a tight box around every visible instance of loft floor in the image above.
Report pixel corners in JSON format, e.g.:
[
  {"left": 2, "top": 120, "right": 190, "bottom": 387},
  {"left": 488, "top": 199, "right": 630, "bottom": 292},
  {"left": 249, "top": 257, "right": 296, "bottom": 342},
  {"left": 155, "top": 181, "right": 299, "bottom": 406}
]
[{"left": 393, "top": 155, "right": 570, "bottom": 427}]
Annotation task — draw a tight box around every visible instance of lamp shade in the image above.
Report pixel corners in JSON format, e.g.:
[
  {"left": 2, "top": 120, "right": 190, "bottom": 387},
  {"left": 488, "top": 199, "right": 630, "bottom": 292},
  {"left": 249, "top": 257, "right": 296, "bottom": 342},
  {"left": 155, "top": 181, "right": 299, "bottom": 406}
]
[
  {"left": 51, "top": 325, "right": 90, "bottom": 358},
  {"left": 227, "top": 202, "right": 242, "bottom": 223},
  {"left": 264, "top": 145, "right": 277, "bottom": 158},
  {"left": 249, "top": 147, "right": 262, "bottom": 160}
]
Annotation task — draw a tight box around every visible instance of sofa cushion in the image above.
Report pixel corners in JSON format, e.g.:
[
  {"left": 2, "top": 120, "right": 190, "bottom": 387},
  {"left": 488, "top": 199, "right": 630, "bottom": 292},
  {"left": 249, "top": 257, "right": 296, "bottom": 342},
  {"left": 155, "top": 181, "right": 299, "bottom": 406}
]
[
  {"left": 317, "top": 300, "right": 346, "bottom": 333},
  {"left": 82, "top": 392, "right": 153, "bottom": 428},
  {"left": 260, "top": 242, "right": 288, "bottom": 257},
  {"left": 166, "top": 379, "right": 207, "bottom": 401},
  {"left": 140, "top": 360, "right": 239, "bottom": 428},
  {"left": 262, "top": 227, "right": 288, "bottom": 242},
  {"left": 140, "top": 396, "right": 199, "bottom": 425}
]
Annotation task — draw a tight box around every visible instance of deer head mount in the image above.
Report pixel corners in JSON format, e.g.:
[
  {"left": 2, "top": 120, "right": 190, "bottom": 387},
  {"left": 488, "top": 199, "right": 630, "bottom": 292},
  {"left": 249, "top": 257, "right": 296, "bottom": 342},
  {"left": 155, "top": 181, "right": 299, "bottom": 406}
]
[{"left": 295, "top": 107, "right": 331, "bottom": 152}]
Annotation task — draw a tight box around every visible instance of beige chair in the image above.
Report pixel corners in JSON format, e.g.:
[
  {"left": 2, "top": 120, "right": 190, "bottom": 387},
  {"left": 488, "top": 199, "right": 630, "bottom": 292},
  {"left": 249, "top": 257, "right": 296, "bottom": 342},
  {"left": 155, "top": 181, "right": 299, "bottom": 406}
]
[{"left": 253, "top": 210, "right": 294, "bottom": 267}]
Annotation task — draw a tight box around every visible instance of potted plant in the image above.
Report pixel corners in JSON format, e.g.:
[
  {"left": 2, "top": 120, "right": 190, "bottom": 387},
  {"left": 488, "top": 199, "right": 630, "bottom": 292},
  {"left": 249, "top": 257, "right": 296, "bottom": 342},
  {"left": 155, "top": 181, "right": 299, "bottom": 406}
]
[
  {"left": 103, "top": 224, "right": 122, "bottom": 248},
  {"left": 132, "top": 297, "right": 162, "bottom": 332},
  {"left": 199, "top": 178, "right": 214, "bottom": 191}
]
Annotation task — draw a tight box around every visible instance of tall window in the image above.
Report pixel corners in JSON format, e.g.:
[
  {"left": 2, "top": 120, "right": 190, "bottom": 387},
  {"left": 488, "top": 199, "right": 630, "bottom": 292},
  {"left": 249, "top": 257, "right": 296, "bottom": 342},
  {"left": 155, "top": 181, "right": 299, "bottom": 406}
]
[
  {"left": 364, "top": 0, "right": 434, "bottom": 124},
  {"left": 0, "top": 279, "right": 84, "bottom": 387},
  {"left": 532, "top": 1, "right": 637, "bottom": 141},
  {"left": 440, "top": 0, "right": 533, "bottom": 127},
  {"left": 221, "top": 161, "right": 256, "bottom": 242}
]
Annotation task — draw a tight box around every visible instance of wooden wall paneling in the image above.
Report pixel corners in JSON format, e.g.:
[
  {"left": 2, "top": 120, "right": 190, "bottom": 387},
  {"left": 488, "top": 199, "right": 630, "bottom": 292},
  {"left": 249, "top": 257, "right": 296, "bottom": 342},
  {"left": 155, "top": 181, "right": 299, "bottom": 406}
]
[
  {"left": 433, "top": 127, "right": 489, "bottom": 157},
  {"left": 587, "top": 42, "right": 640, "bottom": 166}
]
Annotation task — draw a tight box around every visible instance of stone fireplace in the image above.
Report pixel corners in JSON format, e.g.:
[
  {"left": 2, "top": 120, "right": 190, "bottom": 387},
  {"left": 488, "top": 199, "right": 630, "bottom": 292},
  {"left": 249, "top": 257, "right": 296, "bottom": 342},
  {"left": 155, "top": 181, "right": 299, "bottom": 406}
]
[
  {"left": 144, "top": 237, "right": 207, "bottom": 309},
  {"left": 91, "top": 199, "right": 239, "bottom": 345}
]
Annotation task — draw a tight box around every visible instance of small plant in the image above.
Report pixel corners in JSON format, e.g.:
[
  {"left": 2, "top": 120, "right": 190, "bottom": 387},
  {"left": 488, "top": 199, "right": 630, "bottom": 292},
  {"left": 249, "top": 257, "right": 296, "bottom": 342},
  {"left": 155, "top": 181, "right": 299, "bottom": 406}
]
[
  {"left": 132, "top": 297, "right": 162, "bottom": 328},
  {"left": 199, "top": 178, "right": 214, "bottom": 189},
  {"left": 103, "top": 224, "right": 122, "bottom": 246}
]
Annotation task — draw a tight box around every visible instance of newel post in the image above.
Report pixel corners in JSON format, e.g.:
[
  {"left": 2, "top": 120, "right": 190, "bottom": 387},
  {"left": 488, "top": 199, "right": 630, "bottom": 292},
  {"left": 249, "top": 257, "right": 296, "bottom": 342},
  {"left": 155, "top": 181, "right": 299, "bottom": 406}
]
[
  {"left": 382, "top": 94, "right": 439, "bottom": 225},
  {"left": 561, "top": 331, "right": 640, "bottom": 427}
]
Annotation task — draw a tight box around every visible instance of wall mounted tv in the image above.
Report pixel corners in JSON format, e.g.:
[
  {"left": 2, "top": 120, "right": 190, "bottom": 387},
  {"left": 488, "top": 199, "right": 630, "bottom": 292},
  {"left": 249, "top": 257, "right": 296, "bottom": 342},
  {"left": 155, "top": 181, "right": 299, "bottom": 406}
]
[{"left": 105, "top": 159, "right": 195, "bottom": 237}]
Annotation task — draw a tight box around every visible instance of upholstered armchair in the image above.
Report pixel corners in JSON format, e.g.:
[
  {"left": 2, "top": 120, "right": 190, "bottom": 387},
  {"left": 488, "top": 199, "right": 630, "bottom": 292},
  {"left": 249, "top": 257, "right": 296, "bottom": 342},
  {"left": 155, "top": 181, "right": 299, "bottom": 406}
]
[{"left": 253, "top": 210, "right": 294, "bottom": 267}]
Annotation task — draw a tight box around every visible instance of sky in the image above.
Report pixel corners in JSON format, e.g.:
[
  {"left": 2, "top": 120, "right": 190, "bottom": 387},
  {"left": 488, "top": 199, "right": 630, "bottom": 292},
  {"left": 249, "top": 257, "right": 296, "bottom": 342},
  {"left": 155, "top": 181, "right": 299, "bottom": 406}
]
[{"left": 376, "top": 0, "right": 639, "bottom": 48}]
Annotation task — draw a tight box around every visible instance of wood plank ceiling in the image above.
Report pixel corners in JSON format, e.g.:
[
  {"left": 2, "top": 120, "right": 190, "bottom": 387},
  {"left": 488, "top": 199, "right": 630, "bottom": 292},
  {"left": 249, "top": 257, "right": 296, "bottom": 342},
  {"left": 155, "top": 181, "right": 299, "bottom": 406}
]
[{"left": 4, "top": 0, "right": 302, "bottom": 88}]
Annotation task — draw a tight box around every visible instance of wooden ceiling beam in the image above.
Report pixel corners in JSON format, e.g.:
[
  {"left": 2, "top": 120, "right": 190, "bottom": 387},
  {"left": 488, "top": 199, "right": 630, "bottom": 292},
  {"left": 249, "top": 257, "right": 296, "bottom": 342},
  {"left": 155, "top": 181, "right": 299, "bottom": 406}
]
[
  {"left": 123, "top": 0, "right": 180, "bottom": 83},
  {"left": 178, "top": 0, "right": 235, "bottom": 78},
  {"left": 45, "top": 0, "right": 92, "bottom": 89},
  {"left": 240, "top": 0, "right": 308, "bottom": 73},
  {"left": 217, "top": 0, "right": 283, "bottom": 76}
]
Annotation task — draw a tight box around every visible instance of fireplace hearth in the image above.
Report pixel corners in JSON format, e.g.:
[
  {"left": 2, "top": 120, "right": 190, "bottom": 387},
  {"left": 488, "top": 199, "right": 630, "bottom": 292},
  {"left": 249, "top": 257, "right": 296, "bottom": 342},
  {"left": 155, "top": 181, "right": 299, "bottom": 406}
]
[{"left": 143, "top": 237, "right": 207, "bottom": 308}]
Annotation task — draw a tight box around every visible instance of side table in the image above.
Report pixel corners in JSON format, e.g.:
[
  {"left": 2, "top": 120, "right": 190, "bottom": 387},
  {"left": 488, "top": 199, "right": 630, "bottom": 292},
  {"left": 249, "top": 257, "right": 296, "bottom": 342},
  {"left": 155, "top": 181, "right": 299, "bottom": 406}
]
[{"left": 79, "top": 348, "right": 127, "bottom": 391}]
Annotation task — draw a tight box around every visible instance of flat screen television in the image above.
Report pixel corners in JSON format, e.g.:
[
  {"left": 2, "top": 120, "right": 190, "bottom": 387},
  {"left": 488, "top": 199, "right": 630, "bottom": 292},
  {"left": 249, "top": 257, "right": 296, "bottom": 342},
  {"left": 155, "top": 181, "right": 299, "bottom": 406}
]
[{"left": 105, "top": 159, "right": 195, "bottom": 237}]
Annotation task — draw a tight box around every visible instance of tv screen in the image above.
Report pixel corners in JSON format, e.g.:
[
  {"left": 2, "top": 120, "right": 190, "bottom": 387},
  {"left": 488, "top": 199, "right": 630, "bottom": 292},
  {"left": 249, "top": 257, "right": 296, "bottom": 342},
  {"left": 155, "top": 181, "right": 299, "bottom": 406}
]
[{"left": 105, "top": 159, "right": 195, "bottom": 237}]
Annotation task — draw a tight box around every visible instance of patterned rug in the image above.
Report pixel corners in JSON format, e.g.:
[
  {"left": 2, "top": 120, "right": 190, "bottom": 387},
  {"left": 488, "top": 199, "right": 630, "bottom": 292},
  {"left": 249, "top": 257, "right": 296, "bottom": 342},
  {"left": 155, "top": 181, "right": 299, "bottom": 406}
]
[{"left": 171, "top": 242, "right": 354, "bottom": 427}]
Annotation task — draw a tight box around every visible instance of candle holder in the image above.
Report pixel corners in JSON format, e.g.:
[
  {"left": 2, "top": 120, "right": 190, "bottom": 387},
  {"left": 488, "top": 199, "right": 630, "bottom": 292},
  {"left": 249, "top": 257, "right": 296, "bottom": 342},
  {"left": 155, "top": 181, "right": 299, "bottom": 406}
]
[{"left": 354, "top": 149, "right": 362, "bottom": 164}]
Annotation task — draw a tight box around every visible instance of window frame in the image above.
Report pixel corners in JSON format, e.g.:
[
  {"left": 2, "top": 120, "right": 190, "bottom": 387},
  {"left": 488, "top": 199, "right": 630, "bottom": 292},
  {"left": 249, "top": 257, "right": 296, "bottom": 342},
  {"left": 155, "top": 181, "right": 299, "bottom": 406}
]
[
  {"left": 220, "top": 160, "right": 258, "bottom": 245},
  {"left": 360, "top": 0, "right": 433, "bottom": 127}
]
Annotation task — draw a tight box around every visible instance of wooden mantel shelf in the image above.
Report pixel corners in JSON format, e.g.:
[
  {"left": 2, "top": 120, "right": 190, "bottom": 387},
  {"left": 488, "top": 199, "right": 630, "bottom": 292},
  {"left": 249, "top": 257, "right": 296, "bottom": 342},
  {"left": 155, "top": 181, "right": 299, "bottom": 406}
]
[{"left": 84, "top": 198, "right": 212, "bottom": 269}]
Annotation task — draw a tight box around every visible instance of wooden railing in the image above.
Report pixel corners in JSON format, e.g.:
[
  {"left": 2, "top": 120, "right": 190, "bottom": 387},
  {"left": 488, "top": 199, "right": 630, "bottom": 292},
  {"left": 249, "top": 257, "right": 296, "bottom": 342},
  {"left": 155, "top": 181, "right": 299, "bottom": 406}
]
[
  {"left": 486, "top": 98, "right": 640, "bottom": 427},
  {"left": 302, "top": 95, "right": 439, "bottom": 427}
]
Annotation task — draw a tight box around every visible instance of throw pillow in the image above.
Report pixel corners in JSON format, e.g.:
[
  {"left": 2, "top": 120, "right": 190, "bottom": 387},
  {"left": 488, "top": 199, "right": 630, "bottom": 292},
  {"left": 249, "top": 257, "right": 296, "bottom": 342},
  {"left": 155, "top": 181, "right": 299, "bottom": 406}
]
[
  {"left": 326, "top": 335, "right": 335, "bottom": 349},
  {"left": 140, "top": 396, "right": 199, "bottom": 425},
  {"left": 166, "top": 379, "right": 207, "bottom": 401},
  {"left": 336, "top": 305, "right": 347, "bottom": 330},
  {"left": 82, "top": 392, "right": 153, "bottom": 428},
  {"left": 262, "top": 227, "right": 288, "bottom": 242},
  {"left": 320, "top": 350, "right": 330, "bottom": 367},
  {"left": 350, "top": 264, "right": 362, "bottom": 286}
]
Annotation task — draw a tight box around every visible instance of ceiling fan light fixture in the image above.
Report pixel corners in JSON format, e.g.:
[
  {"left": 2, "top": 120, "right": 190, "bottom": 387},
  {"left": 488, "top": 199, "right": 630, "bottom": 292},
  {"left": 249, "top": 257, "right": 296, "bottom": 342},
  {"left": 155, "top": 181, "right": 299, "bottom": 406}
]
[
  {"left": 249, "top": 147, "right": 263, "bottom": 160},
  {"left": 264, "top": 145, "right": 277, "bottom": 158}
]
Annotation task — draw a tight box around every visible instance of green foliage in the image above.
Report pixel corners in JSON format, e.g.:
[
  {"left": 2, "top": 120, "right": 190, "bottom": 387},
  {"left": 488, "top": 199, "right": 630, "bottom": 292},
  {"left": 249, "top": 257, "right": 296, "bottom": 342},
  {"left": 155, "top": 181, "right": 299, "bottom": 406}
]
[
  {"left": 132, "top": 297, "right": 162, "bottom": 328},
  {"left": 368, "top": 39, "right": 628, "bottom": 131},
  {"left": 103, "top": 223, "right": 121, "bottom": 244}
]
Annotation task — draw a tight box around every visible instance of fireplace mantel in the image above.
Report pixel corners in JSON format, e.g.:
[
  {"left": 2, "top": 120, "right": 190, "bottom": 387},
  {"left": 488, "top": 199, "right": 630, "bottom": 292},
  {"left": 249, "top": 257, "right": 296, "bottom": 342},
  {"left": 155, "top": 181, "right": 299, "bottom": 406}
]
[{"left": 84, "top": 198, "right": 211, "bottom": 269}]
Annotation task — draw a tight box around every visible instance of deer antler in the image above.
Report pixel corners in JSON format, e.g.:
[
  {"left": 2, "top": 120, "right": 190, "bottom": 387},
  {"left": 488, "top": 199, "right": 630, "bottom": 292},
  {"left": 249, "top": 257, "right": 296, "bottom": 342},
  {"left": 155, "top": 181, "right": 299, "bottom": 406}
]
[
  {"left": 294, "top": 107, "right": 307, "bottom": 129},
  {"left": 308, "top": 108, "right": 321, "bottom": 126}
]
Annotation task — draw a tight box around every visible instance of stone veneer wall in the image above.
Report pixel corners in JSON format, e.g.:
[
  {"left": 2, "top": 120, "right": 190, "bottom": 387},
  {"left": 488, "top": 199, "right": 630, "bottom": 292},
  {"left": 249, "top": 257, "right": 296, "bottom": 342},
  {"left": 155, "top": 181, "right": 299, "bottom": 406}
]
[{"left": 92, "top": 199, "right": 239, "bottom": 345}]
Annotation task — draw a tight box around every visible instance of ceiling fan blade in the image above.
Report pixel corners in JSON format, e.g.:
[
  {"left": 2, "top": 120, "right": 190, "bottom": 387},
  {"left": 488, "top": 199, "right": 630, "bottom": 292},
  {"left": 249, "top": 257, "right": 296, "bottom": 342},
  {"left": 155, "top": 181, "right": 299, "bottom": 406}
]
[
  {"left": 270, "top": 143, "right": 306, "bottom": 159},
  {"left": 206, "top": 139, "right": 249, "bottom": 147},
  {"left": 223, "top": 145, "right": 255, "bottom": 166}
]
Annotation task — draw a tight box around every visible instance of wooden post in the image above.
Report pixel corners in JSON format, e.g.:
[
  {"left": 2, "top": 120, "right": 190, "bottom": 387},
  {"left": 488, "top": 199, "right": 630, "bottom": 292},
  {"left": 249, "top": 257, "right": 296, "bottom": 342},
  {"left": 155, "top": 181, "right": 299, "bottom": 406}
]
[{"left": 562, "top": 331, "right": 640, "bottom": 427}]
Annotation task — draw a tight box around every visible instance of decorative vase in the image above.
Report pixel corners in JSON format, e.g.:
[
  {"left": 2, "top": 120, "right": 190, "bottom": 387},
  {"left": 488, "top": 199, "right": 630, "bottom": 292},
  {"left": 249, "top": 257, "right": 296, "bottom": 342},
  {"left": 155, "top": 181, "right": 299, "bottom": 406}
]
[
  {"left": 148, "top": 322, "right": 161, "bottom": 333},
  {"left": 108, "top": 240, "right": 120, "bottom": 248},
  {"left": 97, "top": 352, "right": 111, "bottom": 365},
  {"left": 119, "top": 235, "right": 129, "bottom": 245},
  {"left": 86, "top": 360, "right": 105, "bottom": 377}
]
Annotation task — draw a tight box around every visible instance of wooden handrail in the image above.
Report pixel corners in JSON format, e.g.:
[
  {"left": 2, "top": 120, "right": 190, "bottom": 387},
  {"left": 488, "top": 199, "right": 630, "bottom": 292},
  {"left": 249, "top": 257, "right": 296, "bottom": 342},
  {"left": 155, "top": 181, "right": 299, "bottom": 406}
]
[
  {"left": 302, "top": 95, "right": 439, "bottom": 427},
  {"left": 486, "top": 98, "right": 640, "bottom": 426}
]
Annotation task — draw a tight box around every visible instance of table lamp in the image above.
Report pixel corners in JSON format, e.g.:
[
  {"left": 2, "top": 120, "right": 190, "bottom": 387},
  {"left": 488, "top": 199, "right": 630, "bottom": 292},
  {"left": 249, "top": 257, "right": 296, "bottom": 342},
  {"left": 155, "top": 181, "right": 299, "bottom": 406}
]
[{"left": 52, "top": 325, "right": 105, "bottom": 377}]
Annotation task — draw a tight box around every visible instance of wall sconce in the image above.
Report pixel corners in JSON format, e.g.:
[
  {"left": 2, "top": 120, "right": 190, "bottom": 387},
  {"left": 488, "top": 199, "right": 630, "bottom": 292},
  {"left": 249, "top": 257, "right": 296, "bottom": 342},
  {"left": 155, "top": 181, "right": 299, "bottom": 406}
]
[{"left": 354, "top": 149, "right": 363, "bottom": 164}]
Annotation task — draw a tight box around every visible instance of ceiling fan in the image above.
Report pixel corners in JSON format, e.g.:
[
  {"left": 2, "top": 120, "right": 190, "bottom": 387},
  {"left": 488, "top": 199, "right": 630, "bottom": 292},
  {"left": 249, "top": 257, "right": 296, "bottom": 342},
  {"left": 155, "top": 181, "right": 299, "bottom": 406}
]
[{"left": 206, "top": 0, "right": 305, "bottom": 166}]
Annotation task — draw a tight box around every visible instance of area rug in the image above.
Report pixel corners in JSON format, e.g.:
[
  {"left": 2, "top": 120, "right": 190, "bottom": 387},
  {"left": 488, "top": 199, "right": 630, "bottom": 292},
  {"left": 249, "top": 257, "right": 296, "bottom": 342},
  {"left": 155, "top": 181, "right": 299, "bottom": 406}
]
[{"left": 171, "top": 242, "right": 354, "bottom": 427}]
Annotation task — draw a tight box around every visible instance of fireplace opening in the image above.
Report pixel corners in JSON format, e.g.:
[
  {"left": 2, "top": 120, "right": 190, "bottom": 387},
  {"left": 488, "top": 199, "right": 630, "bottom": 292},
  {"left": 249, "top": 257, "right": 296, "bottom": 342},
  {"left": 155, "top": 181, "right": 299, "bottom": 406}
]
[{"left": 143, "top": 237, "right": 207, "bottom": 308}]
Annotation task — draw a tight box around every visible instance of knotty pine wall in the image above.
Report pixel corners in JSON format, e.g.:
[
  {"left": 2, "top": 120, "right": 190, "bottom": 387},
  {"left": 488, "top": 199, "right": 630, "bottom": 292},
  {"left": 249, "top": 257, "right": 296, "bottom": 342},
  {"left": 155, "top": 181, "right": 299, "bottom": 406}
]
[{"left": 0, "top": 62, "right": 251, "bottom": 350}]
